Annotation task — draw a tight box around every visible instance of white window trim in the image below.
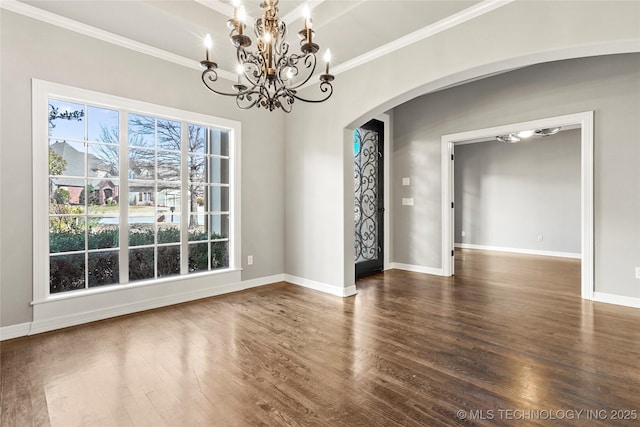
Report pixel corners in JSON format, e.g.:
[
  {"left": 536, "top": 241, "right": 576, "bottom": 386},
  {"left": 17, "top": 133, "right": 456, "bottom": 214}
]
[{"left": 32, "top": 80, "right": 241, "bottom": 324}]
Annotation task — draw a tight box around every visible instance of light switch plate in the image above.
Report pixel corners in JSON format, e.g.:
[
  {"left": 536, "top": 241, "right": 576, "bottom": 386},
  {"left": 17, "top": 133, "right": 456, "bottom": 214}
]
[{"left": 402, "top": 177, "right": 411, "bottom": 186}]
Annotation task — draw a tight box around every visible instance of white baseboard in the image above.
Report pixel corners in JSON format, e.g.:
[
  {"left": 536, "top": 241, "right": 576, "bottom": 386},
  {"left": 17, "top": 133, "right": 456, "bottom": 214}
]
[
  {"left": 455, "top": 243, "right": 581, "bottom": 259},
  {"left": 0, "top": 322, "right": 31, "bottom": 341},
  {"left": 283, "top": 274, "right": 357, "bottom": 297},
  {"left": 390, "top": 262, "right": 444, "bottom": 276},
  {"left": 1, "top": 274, "right": 286, "bottom": 341},
  {"left": 30, "top": 285, "right": 236, "bottom": 335},
  {"left": 241, "top": 274, "right": 285, "bottom": 290},
  {"left": 593, "top": 292, "right": 640, "bottom": 309}
]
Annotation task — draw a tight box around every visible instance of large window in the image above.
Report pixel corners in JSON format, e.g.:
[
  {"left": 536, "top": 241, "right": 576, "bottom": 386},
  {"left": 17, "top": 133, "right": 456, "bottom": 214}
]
[{"left": 35, "top": 81, "right": 239, "bottom": 300}]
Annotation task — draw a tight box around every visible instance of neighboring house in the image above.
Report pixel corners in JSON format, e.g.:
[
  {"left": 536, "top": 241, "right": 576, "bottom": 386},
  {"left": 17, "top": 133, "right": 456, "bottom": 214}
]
[
  {"left": 49, "top": 141, "right": 119, "bottom": 205},
  {"left": 49, "top": 140, "right": 180, "bottom": 209}
]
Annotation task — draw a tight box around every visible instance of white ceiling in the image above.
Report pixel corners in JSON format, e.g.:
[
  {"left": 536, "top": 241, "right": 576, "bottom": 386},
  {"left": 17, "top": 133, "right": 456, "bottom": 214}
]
[{"left": 17, "top": 0, "right": 483, "bottom": 76}]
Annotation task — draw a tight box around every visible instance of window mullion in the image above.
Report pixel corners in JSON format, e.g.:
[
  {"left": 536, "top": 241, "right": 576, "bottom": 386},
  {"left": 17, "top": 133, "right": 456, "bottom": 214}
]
[
  {"left": 207, "top": 129, "right": 211, "bottom": 271},
  {"left": 180, "top": 124, "right": 189, "bottom": 274},
  {"left": 84, "top": 105, "right": 89, "bottom": 290},
  {"left": 119, "top": 111, "right": 130, "bottom": 284},
  {"left": 154, "top": 119, "right": 158, "bottom": 280},
  {"left": 223, "top": 130, "right": 234, "bottom": 269}
]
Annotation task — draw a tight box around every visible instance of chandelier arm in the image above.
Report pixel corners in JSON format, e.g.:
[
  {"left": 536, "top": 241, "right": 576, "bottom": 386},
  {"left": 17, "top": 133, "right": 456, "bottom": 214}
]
[
  {"left": 274, "top": 20, "right": 288, "bottom": 57},
  {"left": 279, "top": 98, "right": 293, "bottom": 113},
  {"left": 237, "top": 49, "right": 265, "bottom": 88},
  {"left": 273, "top": 86, "right": 293, "bottom": 105},
  {"left": 202, "top": 70, "right": 266, "bottom": 99},
  {"left": 235, "top": 92, "right": 262, "bottom": 110},
  {"left": 259, "top": 84, "right": 275, "bottom": 110},
  {"left": 285, "top": 54, "right": 319, "bottom": 90},
  {"left": 255, "top": 18, "right": 263, "bottom": 39},
  {"left": 290, "top": 81, "right": 334, "bottom": 104}
]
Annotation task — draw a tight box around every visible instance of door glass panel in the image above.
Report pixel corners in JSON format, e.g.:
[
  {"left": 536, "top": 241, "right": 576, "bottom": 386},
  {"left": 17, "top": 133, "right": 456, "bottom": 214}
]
[{"left": 354, "top": 127, "right": 380, "bottom": 264}]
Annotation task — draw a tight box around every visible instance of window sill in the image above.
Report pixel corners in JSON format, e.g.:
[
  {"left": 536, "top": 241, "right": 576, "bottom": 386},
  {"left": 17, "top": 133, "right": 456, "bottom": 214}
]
[
  {"left": 30, "top": 268, "right": 244, "bottom": 335},
  {"left": 31, "top": 267, "right": 242, "bottom": 306}
]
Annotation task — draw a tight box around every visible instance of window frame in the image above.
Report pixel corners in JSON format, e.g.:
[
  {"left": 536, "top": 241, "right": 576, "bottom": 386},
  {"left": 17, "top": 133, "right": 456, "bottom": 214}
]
[{"left": 32, "top": 79, "right": 241, "bottom": 303}]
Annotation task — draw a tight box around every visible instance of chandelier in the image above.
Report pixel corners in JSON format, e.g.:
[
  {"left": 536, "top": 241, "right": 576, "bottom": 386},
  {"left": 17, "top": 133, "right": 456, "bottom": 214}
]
[{"left": 200, "top": 0, "right": 335, "bottom": 113}]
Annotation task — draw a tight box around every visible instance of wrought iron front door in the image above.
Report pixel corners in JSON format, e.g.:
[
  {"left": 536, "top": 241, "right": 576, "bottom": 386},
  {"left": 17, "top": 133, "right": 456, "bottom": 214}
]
[{"left": 354, "top": 119, "right": 384, "bottom": 278}]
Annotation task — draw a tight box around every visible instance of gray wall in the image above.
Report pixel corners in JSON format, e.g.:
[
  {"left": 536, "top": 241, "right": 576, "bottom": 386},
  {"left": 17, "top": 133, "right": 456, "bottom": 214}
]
[
  {"left": 0, "top": 11, "right": 285, "bottom": 327},
  {"left": 285, "top": 0, "right": 640, "bottom": 295},
  {"left": 454, "top": 129, "right": 581, "bottom": 254},
  {"left": 393, "top": 53, "right": 640, "bottom": 298}
]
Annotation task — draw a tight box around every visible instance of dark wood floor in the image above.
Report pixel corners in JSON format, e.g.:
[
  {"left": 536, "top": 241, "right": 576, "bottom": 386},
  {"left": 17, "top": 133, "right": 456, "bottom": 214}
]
[{"left": 2, "top": 249, "right": 640, "bottom": 426}]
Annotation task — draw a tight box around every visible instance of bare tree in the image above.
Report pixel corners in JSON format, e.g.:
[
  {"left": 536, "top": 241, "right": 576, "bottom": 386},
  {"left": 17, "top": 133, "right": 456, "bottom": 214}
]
[{"left": 127, "top": 116, "right": 207, "bottom": 227}]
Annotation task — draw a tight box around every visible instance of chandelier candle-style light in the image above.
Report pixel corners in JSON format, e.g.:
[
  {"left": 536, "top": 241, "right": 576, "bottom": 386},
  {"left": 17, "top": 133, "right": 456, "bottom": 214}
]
[{"left": 200, "top": 0, "right": 335, "bottom": 112}]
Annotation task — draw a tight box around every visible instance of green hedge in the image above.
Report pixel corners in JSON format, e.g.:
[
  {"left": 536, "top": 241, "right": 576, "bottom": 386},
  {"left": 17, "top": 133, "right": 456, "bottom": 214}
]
[
  {"left": 49, "top": 227, "right": 228, "bottom": 293},
  {"left": 50, "top": 253, "right": 85, "bottom": 293}
]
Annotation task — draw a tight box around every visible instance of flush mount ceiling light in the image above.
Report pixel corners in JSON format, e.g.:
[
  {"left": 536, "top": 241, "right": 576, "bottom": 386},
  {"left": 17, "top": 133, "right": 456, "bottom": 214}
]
[
  {"left": 534, "top": 127, "right": 561, "bottom": 137},
  {"left": 496, "top": 134, "right": 521, "bottom": 143},
  {"left": 200, "top": 0, "right": 334, "bottom": 113},
  {"left": 496, "top": 127, "right": 562, "bottom": 143},
  {"left": 516, "top": 129, "right": 535, "bottom": 138}
]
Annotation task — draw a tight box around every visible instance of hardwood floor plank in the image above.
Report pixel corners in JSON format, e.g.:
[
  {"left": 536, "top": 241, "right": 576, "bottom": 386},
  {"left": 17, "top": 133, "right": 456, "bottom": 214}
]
[{"left": 2, "top": 249, "right": 640, "bottom": 426}]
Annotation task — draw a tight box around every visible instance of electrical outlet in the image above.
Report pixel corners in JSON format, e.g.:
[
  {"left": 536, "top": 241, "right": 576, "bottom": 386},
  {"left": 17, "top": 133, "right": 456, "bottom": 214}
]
[
  {"left": 537, "top": 234, "right": 544, "bottom": 242},
  {"left": 402, "top": 198, "right": 414, "bottom": 206},
  {"left": 461, "top": 231, "right": 466, "bottom": 237},
  {"left": 247, "top": 255, "right": 253, "bottom": 265},
  {"left": 635, "top": 267, "right": 640, "bottom": 279},
  {"left": 402, "top": 177, "right": 411, "bottom": 186}
]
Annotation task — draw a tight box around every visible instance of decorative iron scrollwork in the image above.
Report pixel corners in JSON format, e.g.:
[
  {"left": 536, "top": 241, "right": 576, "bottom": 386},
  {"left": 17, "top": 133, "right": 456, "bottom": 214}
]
[{"left": 354, "top": 128, "right": 379, "bottom": 263}]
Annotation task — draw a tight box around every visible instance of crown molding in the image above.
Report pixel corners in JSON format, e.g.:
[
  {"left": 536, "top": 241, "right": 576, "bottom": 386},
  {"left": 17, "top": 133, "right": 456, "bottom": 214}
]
[
  {"left": 194, "top": 0, "right": 234, "bottom": 17},
  {"left": 282, "top": 0, "right": 325, "bottom": 26},
  {"left": 331, "top": 0, "right": 515, "bottom": 76},
  {"left": 1, "top": 0, "right": 512, "bottom": 84},
  {"left": 195, "top": 0, "right": 256, "bottom": 30},
  {"left": 0, "top": 0, "right": 236, "bottom": 81}
]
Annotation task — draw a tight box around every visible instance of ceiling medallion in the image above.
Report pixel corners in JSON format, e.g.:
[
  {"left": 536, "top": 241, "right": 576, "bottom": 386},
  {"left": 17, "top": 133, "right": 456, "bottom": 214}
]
[{"left": 200, "top": 0, "right": 334, "bottom": 113}]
